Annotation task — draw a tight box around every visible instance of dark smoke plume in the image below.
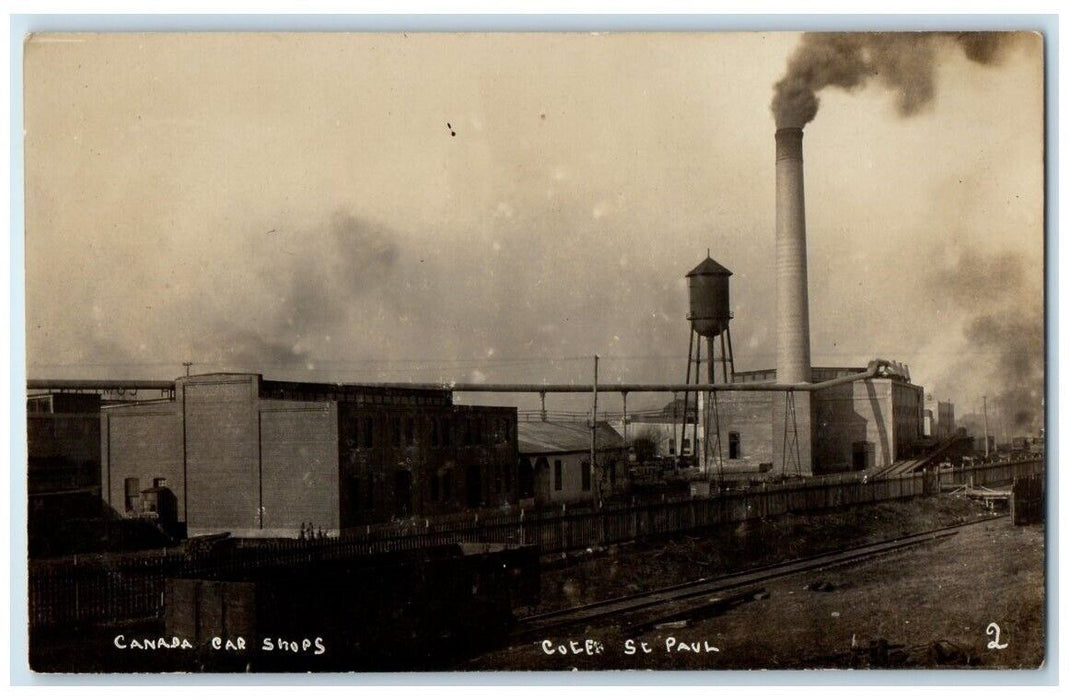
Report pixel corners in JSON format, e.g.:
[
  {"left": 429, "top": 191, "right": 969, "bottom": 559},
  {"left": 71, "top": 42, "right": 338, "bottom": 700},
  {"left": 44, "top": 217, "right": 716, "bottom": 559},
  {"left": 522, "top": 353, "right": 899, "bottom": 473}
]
[
  {"left": 772, "top": 32, "right": 1017, "bottom": 128},
  {"left": 927, "top": 249, "right": 1044, "bottom": 435},
  {"left": 184, "top": 212, "right": 401, "bottom": 373}
]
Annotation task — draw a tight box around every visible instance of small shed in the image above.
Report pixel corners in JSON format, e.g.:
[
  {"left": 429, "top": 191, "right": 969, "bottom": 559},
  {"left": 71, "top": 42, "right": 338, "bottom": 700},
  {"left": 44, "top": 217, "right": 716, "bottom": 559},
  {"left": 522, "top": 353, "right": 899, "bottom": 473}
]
[{"left": 517, "top": 421, "right": 627, "bottom": 504}]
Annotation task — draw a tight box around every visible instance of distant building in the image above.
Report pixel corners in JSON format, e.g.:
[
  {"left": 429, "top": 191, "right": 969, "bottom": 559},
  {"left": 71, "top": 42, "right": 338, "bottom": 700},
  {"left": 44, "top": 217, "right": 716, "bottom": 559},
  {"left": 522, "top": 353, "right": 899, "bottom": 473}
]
[
  {"left": 517, "top": 420, "right": 628, "bottom": 504},
  {"left": 923, "top": 396, "right": 955, "bottom": 439},
  {"left": 101, "top": 374, "right": 518, "bottom": 536},
  {"left": 610, "top": 398, "right": 704, "bottom": 463},
  {"left": 937, "top": 401, "right": 956, "bottom": 438}
]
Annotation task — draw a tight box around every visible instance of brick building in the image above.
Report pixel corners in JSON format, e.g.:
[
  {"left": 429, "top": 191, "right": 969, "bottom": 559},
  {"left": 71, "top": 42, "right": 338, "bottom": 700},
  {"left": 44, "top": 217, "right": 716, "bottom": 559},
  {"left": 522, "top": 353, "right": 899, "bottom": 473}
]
[
  {"left": 614, "top": 363, "right": 924, "bottom": 477},
  {"left": 711, "top": 364, "right": 924, "bottom": 475},
  {"left": 27, "top": 392, "right": 102, "bottom": 495},
  {"left": 101, "top": 374, "right": 518, "bottom": 536}
]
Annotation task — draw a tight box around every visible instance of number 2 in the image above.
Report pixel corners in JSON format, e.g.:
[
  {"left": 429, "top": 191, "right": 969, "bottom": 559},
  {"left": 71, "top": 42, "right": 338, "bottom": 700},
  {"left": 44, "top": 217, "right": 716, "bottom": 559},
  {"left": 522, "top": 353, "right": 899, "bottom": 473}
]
[{"left": 986, "top": 622, "right": 1008, "bottom": 650}]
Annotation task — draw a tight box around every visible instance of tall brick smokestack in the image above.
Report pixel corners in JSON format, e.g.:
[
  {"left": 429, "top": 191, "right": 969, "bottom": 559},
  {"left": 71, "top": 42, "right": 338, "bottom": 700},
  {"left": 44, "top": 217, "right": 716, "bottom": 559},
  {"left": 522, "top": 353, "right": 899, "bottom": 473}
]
[{"left": 775, "top": 126, "right": 812, "bottom": 384}]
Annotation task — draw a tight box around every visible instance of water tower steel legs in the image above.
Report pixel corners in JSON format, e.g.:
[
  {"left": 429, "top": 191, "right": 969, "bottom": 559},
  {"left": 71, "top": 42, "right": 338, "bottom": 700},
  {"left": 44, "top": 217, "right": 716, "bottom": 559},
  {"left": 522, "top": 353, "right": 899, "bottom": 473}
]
[
  {"left": 681, "top": 325, "right": 734, "bottom": 479},
  {"left": 720, "top": 333, "right": 729, "bottom": 384},
  {"left": 706, "top": 336, "right": 724, "bottom": 483},
  {"left": 691, "top": 334, "right": 701, "bottom": 469},
  {"left": 679, "top": 329, "right": 695, "bottom": 468},
  {"left": 726, "top": 327, "right": 736, "bottom": 382}
]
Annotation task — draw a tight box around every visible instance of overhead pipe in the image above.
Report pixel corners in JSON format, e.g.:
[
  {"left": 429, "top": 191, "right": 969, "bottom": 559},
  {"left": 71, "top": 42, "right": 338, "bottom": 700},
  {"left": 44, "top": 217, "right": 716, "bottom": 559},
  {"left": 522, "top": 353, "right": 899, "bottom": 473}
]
[
  {"left": 27, "top": 379, "right": 177, "bottom": 391},
  {"left": 446, "top": 359, "right": 891, "bottom": 394},
  {"left": 28, "top": 360, "right": 898, "bottom": 397}
]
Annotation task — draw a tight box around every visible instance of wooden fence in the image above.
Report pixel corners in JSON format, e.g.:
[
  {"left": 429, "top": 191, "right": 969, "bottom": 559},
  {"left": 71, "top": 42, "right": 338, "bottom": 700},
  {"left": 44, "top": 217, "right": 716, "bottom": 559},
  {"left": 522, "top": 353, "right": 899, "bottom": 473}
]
[
  {"left": 1012, "top": 473, "right": 1045, "bottom": 525},
  {"left": 29, "top": 458, "right": 1043, "bottom": 630},
  {"left": 937, "top": 458, "right": 1042, "bottom": 491}
]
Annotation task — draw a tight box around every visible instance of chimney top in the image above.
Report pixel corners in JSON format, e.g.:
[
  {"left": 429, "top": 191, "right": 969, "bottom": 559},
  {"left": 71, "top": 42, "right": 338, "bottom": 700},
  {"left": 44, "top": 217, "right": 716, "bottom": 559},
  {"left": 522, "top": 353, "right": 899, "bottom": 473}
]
[{"left": 775, "top": 127, "right": 804, "bottom": 161}]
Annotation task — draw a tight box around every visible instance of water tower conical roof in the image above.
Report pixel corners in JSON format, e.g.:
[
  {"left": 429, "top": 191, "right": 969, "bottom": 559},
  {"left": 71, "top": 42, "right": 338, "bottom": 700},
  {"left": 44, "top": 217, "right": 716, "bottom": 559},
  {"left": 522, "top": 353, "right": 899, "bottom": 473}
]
[{"left": 686, "top": 256, "right": 732, "bottom": 278}]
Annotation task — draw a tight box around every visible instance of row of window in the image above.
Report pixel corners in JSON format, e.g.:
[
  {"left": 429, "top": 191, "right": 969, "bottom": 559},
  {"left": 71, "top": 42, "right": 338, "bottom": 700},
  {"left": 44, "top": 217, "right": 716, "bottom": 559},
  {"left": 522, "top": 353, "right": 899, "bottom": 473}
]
[
  {"left": 262, "top": 386, "right": 449, "bottom": 407},
  {"left": 344, "top": 415, "right": 514, "bottom": 450},
  {"left": 354, "top": 463, "right": 516, "bottom": 511}
]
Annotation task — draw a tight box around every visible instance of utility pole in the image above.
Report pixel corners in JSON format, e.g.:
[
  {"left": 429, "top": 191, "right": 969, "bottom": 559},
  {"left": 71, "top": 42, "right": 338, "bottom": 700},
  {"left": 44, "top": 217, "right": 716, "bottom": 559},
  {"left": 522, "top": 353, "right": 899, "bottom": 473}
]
[
  {"left": 983, "top": 395, "right": 990, "bottom": 457},
  {"left": 182, "top": 362, "right": 193, "bottom": 377},
  {"left": 591, "top": 354, "right": 600, "bottom": 507}
]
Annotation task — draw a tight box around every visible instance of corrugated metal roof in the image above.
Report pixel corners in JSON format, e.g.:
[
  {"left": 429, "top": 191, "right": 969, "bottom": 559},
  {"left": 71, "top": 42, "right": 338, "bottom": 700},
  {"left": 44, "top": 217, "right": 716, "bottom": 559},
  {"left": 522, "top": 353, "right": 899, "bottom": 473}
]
[
  {"left": 686, "top": 256, "right": 732, "bottom": 277},
  {"left": 518, "top": 420, "right": 624, "bottom": 455}
]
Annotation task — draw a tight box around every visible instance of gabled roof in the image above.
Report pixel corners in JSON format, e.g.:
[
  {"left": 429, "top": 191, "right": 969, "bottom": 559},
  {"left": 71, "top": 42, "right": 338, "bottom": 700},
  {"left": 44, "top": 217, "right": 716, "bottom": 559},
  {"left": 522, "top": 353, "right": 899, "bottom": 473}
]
[
  {"left": 686, "top": 255, "right": 732, "bottom": 278},
  {"left": 518, "top": 420, "right": 624, "bottom": 455}
]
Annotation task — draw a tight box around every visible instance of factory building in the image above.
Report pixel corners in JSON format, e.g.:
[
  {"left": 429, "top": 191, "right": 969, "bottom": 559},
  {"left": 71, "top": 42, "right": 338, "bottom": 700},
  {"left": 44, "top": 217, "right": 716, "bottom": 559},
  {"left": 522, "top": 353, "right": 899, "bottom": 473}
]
[
  {"left": 811, "top": 368, "right": 924, "bottom": 471},
  {"left": 674, "top": 364, "right": 923, "bottom": 477},
  {"left": 680, "top": 125, "right": 925, "bottom": 478},
  {"left": 517, "top": 421, "right": 628, "bottom": 504},
  {"left": 27, "top": 392, "right": 103, "bottom": 495},
  {"left": 704, "top": 365, "right": 923, "bottom": 475},
  {"left": 101, "top": 373, "right": 518, "bottom": 536}
]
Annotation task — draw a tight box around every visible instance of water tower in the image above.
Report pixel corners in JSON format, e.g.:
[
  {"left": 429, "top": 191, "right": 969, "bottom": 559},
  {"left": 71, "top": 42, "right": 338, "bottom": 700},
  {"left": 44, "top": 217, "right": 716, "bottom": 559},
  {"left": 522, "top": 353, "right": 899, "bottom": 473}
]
[
  {"left": 687, "top": 253, "right": 735, "bottom": 382},
  {"left": 677, "top": 253, "right": 735, "bottom": 478}
]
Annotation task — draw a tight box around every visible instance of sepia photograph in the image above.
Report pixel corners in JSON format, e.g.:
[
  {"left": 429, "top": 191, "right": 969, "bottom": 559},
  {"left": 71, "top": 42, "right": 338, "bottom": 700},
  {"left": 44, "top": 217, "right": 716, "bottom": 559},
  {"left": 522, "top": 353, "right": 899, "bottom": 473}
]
[{"left": 19, "top": 26, "right": 1047, "bottom": 675}]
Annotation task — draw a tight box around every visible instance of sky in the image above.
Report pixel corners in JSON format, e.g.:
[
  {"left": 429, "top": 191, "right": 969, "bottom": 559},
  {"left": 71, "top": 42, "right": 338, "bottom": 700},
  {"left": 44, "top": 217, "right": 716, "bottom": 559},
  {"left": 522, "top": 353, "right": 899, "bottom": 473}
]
[{"left": 22, "top": 31, "right": 1045, "bottom": 426}]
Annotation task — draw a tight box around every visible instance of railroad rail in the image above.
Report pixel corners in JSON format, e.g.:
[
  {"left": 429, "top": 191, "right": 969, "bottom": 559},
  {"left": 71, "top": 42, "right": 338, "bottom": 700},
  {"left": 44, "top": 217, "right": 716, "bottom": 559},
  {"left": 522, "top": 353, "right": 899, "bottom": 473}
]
[{"left": 513, "top": 515, "right": 1007, "bottom": 640}]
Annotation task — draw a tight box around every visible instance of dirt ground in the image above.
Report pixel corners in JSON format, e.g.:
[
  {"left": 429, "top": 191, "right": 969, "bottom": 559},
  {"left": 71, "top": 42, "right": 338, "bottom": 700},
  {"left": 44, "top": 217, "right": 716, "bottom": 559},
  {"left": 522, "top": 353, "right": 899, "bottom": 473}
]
[
  {"left": 532, "top": 494, "right": 999, "bottom": 614},
  {"left": 468, "top": 496, "right": 1046, "bottom": 671}
]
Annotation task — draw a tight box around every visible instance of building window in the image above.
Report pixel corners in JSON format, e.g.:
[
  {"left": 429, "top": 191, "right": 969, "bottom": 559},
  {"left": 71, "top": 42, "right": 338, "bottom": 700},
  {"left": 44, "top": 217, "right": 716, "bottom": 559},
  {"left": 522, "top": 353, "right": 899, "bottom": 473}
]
[
  {"left": 554, "top": 460, "right": 563, "bottom": 491},
  {"left": 430, "top": 418, "right": 439, "bottom": 447},
  {"left": 124, "top": 477, "right": 140, "bottom": 512},
  {"left": 682, "top": 438, "right": 691, "bottom": 453},
  {"left": 442, "top": 472, "right": 453, "bottom": 501},
  {"left": 363, "top": 417, "right": 374, "bottom": 448},
  {"left": 391, "top": 417, "right": 402, "bottom": 447},
  {"left": 729, "top": 432, "right": 741, "bottom": 459},
  {"left": 581, "top": 461, "right": 591, "bottom": 491},
  {"left": 394, "top": 470, "right": 412, "bottom": 517},
  {"left": 442, "top": 419, "right": 452, "bottom": 447},
  {"left": 668, "top": 438, "right": 676, "bottom": 455},
  {"left": 405, "top": 417, "right": 415, "bottom": 447}
]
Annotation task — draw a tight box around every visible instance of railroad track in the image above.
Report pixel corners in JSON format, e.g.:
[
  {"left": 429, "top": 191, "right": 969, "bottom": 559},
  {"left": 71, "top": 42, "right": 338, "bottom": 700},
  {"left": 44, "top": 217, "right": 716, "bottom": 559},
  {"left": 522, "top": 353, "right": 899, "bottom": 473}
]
[{"left": 513, "top": 515, "right": 1007, "bottom": 640}]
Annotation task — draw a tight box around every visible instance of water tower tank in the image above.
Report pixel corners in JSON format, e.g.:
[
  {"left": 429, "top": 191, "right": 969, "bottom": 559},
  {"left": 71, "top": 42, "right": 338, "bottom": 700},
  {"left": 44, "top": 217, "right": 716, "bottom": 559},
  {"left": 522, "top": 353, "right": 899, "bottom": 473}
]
[{"left": 686, "top": 255, "right": 732, "bottom": 338}]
